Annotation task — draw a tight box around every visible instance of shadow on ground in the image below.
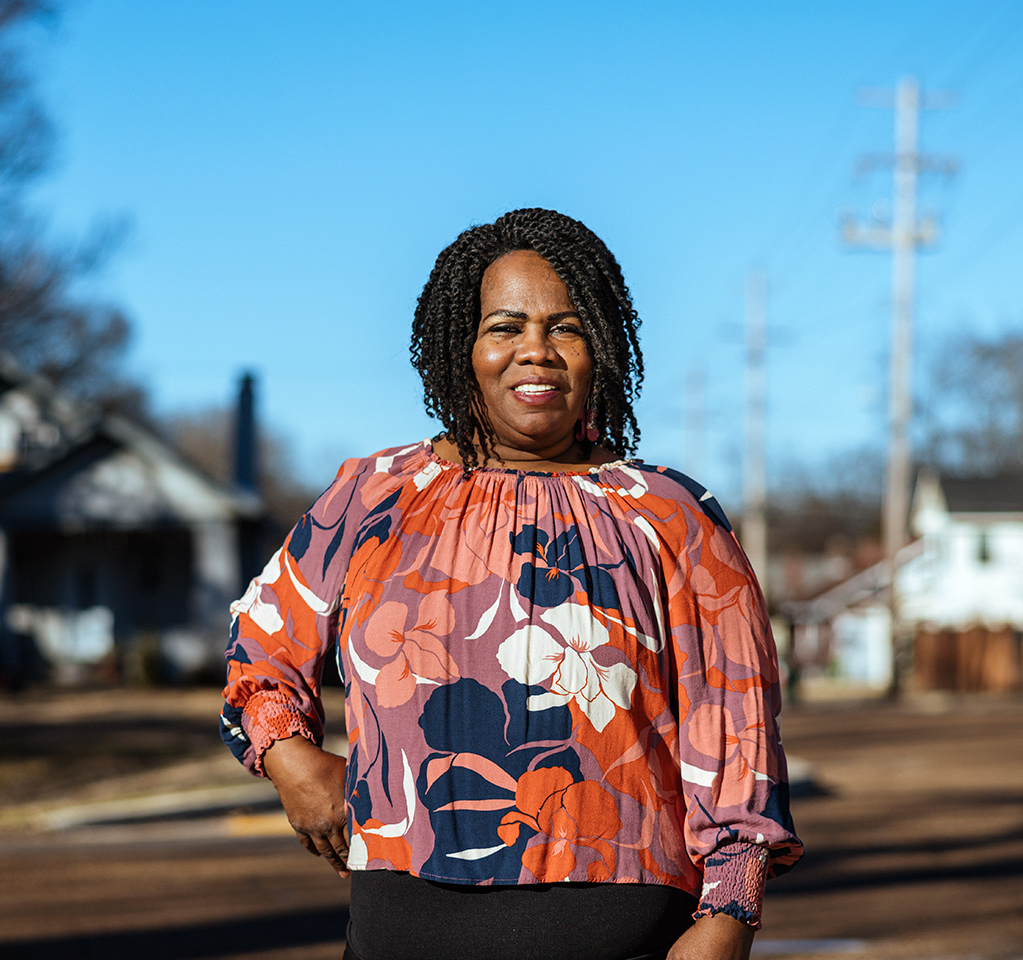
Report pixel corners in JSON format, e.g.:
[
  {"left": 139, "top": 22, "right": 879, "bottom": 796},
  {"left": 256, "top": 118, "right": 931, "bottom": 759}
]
[{"left": 2, "top": 906, "right": 350, "bottom": 960}]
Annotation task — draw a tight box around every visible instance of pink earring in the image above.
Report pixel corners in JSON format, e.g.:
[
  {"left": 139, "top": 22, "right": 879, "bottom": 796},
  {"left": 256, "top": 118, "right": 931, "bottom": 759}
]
[{"left": 575, "top": 403, "right": 599, "bottom": 443}]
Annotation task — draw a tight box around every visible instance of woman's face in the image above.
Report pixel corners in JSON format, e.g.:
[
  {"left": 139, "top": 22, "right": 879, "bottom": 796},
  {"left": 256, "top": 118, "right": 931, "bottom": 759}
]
[{"left": 472, "top": 250, "right": 592, "bottom": 459}]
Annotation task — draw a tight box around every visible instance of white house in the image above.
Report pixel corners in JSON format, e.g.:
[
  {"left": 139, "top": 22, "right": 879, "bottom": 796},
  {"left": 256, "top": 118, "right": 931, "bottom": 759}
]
[
  {"left": 0, "top": 355, "right": 265, "bottom": 686},
  {"left": 783, "top": 470, "right": 1023, "bottom": 692},
  {"left": 903, "top": 472, "right": 1023, "bottom": 629}
]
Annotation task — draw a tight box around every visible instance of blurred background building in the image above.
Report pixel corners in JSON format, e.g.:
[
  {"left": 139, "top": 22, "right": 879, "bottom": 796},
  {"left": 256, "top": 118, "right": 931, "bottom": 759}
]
[
  {"left": 781, "top": 470, "right": 1023, "bottom": 694},
  {"left": 0, "top": 357, "right": 265, "bottom": 686}
]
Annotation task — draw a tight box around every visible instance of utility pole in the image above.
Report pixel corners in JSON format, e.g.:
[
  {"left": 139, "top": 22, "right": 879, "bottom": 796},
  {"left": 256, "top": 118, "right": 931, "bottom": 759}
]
[
  {"left": 842, "top": 75, "right": 955, "bottom": 693},
  {"left": 743, "top": 269, "right": 768, "bottom": 601}
]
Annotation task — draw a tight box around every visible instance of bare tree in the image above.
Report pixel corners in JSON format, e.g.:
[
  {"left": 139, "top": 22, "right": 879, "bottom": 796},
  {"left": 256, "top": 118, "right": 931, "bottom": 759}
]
[
  {"left": 0, "top": 1, "right": 55, "bottom": 207},
  {"left": 0, "top": 1, "right": 145, "bottom": 415},
  {"left": 922, "top": 328, "right": 1023, "bottom": 473},
  {"left": 166, "top": 406, "right": 318, "bottom": 531}
]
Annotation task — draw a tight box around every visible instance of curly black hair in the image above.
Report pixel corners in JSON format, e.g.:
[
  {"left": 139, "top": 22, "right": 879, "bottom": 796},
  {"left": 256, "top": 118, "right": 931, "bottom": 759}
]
[{"left": 410, "top": 208, "right": 644, "bottom": 472}]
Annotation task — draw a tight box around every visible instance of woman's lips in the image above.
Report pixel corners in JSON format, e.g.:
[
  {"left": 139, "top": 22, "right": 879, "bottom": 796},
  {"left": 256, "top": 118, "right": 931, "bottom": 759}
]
[{"left": 512, "top": 382, "right": 560, "bottom": 404}]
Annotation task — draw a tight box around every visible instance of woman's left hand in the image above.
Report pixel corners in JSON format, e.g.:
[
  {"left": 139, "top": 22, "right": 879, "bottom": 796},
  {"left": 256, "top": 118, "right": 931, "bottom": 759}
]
[{"left": 666, "top": 913, "right": 755, "bottom": 960}]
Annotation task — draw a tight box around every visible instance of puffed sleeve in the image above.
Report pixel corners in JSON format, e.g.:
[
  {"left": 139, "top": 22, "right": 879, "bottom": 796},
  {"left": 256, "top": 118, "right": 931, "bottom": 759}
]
[
  {"left": 219, "top": 455, "right": 377, "bottom": 776},
  {"left": 664, "top": 486, "right": 802, "bottom": 926}
]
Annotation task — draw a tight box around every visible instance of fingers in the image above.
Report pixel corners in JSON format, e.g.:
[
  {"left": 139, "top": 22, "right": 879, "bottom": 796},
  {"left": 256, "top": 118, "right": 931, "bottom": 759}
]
[
  {"left": 328, "top": 822, "right": 350, "bottom": 876},
  {"left": 308, "top": 830, "right": 350, "bottom": 877},
  {"left": 292, "top": 819, "right": 350, "bottom": 877}
]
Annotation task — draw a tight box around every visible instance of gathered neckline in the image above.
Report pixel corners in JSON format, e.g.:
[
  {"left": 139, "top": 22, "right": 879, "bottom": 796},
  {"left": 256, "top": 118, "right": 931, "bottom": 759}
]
[{"left": 419, "top": 440, "right": 638, "bottom": 478}]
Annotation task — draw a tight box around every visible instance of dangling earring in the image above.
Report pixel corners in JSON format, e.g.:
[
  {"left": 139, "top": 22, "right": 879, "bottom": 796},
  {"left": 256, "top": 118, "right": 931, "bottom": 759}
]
[{"left": 575, "top": 401, "right": 599, "bottom": 443}]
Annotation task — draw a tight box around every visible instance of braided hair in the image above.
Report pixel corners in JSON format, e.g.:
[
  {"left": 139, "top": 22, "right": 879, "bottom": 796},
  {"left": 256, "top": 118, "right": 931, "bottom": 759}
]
[{"left": 410, "top": 208, "right": 644, "bottom": 473}]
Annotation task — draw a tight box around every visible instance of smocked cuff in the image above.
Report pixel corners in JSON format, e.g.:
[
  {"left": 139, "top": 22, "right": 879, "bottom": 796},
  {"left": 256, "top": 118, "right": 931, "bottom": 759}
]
[
  {"left": 242, "top": 689, "right": 316, "bottom": 777},
  {"left": 693, "top": 841, "right": 769, "bottom": 928}
]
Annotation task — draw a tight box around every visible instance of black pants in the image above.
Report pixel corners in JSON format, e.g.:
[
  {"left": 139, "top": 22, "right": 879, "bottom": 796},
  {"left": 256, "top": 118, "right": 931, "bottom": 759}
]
[{"left": 343, "top": 870, "right": 697, "bottom": 960}]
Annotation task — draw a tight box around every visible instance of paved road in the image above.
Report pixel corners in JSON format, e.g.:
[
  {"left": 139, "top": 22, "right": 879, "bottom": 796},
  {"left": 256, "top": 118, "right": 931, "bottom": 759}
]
[{"left": 1, "top": 688, "right": 1021, "bottom": 960}]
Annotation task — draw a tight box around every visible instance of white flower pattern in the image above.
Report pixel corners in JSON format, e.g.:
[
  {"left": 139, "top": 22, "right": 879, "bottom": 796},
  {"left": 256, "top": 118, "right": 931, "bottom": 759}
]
[{"left": 496, "top": 602, "right": 637, "bottom": 732}]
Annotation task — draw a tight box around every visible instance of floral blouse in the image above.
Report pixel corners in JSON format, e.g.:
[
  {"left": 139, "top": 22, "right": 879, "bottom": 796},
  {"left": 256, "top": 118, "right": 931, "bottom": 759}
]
[{"left": 221, "top": 441, "right": 802, "bottom": 925}]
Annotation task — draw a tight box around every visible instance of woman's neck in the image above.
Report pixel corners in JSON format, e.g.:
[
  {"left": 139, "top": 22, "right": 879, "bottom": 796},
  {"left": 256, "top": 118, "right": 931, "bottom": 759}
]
[{"left": 432, "top": 435, "right": 619, "bottom": 472}]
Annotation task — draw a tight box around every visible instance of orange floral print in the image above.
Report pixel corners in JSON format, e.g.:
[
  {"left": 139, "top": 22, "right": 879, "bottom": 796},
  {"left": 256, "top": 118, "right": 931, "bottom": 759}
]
[{"left": 498, "top": 767, "right": 623, "bottom": 882}]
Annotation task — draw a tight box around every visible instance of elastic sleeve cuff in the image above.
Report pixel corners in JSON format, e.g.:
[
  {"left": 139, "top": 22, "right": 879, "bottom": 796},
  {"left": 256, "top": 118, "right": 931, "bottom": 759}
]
[
  {"left": 242, "top": 689, "right": 317, "bottom": 777},
  {"left": 693, "top": 841, "right": 769, "bottom": 928}
]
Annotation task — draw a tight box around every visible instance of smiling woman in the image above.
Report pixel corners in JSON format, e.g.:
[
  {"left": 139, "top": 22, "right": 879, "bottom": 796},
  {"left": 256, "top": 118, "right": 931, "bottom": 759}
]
[
  {"left": 221, "top": 209, "right": 802, "bottom": 960},
  {"left": 414, "top": 208, "right": 643, "bottom": 476}
]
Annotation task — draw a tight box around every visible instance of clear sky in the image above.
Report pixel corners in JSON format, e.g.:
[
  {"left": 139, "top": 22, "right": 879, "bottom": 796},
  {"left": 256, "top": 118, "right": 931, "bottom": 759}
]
[{"left": 20, "top": 0, "right": 1023, "bottom": 507}]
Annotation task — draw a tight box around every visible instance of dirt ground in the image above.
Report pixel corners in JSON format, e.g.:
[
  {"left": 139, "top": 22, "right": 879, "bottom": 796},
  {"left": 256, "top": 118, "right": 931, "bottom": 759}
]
[{"left": 0, "top": 686, "right": 1020, "bottom": 960}]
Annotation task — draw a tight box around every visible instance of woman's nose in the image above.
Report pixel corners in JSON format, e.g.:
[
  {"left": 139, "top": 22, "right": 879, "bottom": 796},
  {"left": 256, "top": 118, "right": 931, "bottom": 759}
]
[{"left": 515, "top": 326, "right": 558, "bottom": 364}]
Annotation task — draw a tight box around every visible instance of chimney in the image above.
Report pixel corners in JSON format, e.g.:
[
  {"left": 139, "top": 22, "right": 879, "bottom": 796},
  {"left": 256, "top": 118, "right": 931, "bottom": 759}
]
[{"left": 234, "top": 372, "right": 259, "bottom": 492}]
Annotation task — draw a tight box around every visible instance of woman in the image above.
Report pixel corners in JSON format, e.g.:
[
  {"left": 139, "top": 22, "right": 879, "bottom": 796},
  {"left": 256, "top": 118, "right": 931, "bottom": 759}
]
[{"left": 221, "top": 208, "right": 802, "bottom": 960}]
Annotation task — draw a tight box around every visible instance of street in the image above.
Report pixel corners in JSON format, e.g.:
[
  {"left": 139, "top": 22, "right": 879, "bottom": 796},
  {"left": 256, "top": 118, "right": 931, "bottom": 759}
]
[{"left": 1, "top": 688, "right": 1020, "bottom": 960}]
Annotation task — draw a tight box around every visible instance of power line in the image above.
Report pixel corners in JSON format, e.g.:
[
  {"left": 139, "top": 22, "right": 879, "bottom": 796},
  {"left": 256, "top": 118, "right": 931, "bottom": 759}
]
[
  {"left": 935, "top": 0, "right": 1023, "bottom": 92},
  {"left": 928, "top": 184, "right": 1023, "bottom": 297},
  {"left": 751, "top": 100, "right": 868, "bottom": 272}
]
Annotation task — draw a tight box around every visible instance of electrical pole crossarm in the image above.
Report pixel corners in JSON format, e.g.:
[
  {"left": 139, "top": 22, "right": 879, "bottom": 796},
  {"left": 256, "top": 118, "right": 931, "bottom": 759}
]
[
  {"left": 841, "top": 221, "right": 894, "bottom": 248},
  {"left": 842, "top": 219, "right": 940, "bottom": 248},
  {"left": 918, "top": 156, "right": 958, "bottom": 176},
  {"left": 856, "top": 86, "right": 957, "bottom": 109},
  {"left": 855, "top": 153, "right": 958, "bottom": 176}
]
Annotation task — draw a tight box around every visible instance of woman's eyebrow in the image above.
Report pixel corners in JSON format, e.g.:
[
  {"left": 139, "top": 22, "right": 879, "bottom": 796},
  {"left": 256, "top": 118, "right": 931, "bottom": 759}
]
[{"left": 480, "top": 309, "right": 583, "bottom": 323}]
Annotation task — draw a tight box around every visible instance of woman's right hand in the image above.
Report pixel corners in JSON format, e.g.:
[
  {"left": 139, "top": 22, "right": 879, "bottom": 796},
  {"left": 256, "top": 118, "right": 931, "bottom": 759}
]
[{"left": 262, "top": 734, "right": 350, "bottom": 877}]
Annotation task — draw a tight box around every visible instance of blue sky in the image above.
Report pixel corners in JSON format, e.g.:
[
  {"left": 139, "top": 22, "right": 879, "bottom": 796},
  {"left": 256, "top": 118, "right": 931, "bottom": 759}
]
[{"left": 21, "top": 0, "right": 1023, "bottom": 506}]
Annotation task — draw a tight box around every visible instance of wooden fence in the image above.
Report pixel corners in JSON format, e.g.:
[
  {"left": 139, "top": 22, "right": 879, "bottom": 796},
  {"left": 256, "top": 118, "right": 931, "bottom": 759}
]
[{"left": 915, "top": 627, "right": 1023, "bottom": 692}]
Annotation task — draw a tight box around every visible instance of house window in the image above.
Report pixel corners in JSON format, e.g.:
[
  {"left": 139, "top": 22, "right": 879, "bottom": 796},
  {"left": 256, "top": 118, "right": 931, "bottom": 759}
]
[{"left": 977, "top": 530, "right": 991, "bottom": 564}]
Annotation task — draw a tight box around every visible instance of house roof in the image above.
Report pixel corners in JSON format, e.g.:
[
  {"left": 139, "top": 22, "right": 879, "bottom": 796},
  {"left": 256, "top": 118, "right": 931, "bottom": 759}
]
[
  {"left": 939, "top": 473, "right": 1023, "bottom": 514},
  {"left": 0, "top": 353, "right": 262, "bottom": 528}
]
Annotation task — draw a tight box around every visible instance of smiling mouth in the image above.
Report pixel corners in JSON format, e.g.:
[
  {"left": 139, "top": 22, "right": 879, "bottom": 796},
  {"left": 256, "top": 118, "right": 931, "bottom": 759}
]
[
  {"left": 512, "top": 383, "right": 562, "bottom": 405},
  {"left": 514, "top": 384, "right": 559, "bottom": 396}
]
